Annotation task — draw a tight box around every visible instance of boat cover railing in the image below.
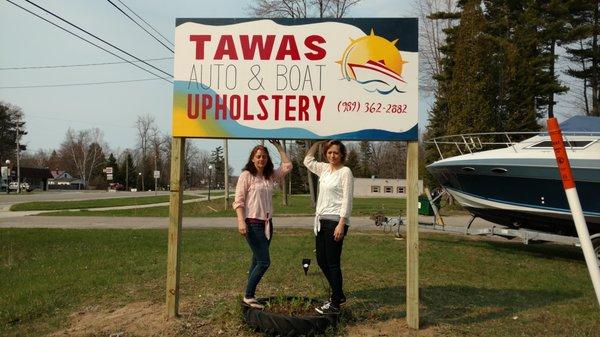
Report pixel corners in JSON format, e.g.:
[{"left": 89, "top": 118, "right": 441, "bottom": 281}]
[{"left": 425, "top": 131, "right": 600, "bottom": 159}]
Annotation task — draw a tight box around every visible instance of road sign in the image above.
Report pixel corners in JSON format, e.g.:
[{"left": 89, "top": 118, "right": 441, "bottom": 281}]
[
  {"left": 154, "top": 170, "right": 160, "bottom": 179},
  {"left": 107, "top": 173, "right": 113, "bottom": 180},
  {"left": 104, "top": 167, "right": 113, "bottom": 174}
]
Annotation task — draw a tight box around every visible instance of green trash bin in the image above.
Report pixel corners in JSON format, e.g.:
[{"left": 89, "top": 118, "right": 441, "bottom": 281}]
[{"left": 418, "top": 195, "right": 433, "bottom": 216}]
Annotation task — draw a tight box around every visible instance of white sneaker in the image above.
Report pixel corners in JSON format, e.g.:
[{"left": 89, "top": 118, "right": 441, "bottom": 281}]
[{"left": 243, "top": 297, "right": 264, "bottom": 309}]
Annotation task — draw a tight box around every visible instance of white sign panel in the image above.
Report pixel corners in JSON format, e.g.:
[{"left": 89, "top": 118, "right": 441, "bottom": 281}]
[{"left": 172, "top": 18, "right": 418, "bottom": 140}]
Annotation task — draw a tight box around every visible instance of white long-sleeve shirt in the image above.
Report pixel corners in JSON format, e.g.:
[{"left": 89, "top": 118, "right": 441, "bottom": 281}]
[{"left": 303, "top": 154, "right": 354, "bottom": 235}]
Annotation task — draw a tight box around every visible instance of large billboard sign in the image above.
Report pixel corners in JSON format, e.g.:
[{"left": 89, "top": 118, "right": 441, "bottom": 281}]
[{"left": 172, "top": 18, "right": 418, "bottom": 140}]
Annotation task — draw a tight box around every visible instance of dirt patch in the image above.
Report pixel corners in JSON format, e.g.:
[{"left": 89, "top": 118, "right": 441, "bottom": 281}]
[
  {"left": 346, "top": 318, "right": 437, "bottom": 337},
  {"left": 48, "top": 301, "right": 179, "bottom": 337}
]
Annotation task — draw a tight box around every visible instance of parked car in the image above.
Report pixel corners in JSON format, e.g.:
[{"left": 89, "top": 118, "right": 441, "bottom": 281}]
[
  {"left": 8, "top": 182, "right": 33, "bottom": 192},
  {"left": 109, "top": 182, "right": 125, "bottom": 191}
]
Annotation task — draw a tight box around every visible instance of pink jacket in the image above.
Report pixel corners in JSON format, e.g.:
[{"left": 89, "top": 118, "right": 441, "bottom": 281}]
[{"left": 233, "top": 162, "right": 293, "bottom": 221}]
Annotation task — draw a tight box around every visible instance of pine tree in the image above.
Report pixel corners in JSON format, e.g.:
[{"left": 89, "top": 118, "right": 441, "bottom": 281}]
[
  {"left": 345, "top": 148, "right": 359, "bottom": 175},
  {"left": 120, "top": 152, "right": 136, "bottom": 190},
  {"left": 425, "top": 0, "right": 566, "bottom": 168},
  {"left": 210, "top": 146, "right": 225, "bottom": 188},
  {"left": 357, "top": 141, "right": 372, "bottom": 178},
  {"left": 0, "top": 102, "right": 25, "bottom": 164},
  {"left": 565, "top": 0, "right": 600, "bottom": 116},
  {"left": 289, "top": 159, "right": 307, "bottom": 194},
  {"left": 106, "top": 153, "right": 120, "bottom": 184}
]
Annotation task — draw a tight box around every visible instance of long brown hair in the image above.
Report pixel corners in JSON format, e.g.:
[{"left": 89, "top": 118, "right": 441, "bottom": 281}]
[
  {"left": 242, "top": 145, "right": 274, "bottom": 178},
  {"left": 323, "top": 140, "right": 347, "bottom": 163}
]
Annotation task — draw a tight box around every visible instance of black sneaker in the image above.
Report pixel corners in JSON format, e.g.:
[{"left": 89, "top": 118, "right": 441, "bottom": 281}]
[
  {"left": 315, "top": 302, "right": 340, "bottom": 315},
  {"left": 328, "top": 296, "right": 347, "bottom": 306}
]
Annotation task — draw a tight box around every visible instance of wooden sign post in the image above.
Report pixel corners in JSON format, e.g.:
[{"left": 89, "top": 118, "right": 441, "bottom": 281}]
[
  {"left": 166, "top": 137, "right": 185, "bottom": 317},
  {"left": 406, "top": 140, "right": 419, "bottom": 329}
]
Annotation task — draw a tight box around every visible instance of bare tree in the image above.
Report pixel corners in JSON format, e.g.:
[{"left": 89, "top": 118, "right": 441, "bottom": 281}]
[
  {"left": 246, "top": 0, "right": 360, "bottom": 19},
  {"left": 413, "top": 0, "right": 458, "bottom": 95},
  {"left": 371, "top": 141, "right": 407, "bottom": 179},
  {"left": 327, "top": 0, "right": 361, "bottom": 18},
  {"left": 247, "top": 0, "right": 311, "bottom": 18},
  {"left": 185, "top": 140, "right": 211, "bottom": 189},
  {"left": 59, "top": 128, "right": 107, "bottom": 188},
  {"left": 19, "top": 149, "right": 50, "bottom": 168},
  {"left": 134, "top": 114, "right": 156, "bottom": 191}
]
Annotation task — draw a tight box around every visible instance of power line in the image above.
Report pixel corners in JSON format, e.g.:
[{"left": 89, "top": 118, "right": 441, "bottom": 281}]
[
  {"left": 22, "top": 0, "right": 173, "bottom": 79},
  {"left": 107, "top": 0, "right": 174, "bottom": 53},
  {"left": 5, "top": 0, "right": 172, "bottom": 83},
  {"left": 26, "top": 113, "right": 133, "bottom": 129},
  {"left": 0, "top": 78, "right": 162, "bottom": 89},
  {"left": 116, "top": 0, "right": 173, "bottom": 47},
  {"left": 0, "top": 57, "right": 172, "bottom": 70}
]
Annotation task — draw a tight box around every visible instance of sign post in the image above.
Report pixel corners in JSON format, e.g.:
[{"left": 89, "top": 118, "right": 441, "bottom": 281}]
[
  {"left": 154, "top": 170, "right": 160, "bottom": 196},
  {"left": 168, "top": 18, "right": 419, "bottom": 328},
  {"left": 166, "top": 137, "right": 185, "bottom": 317}
]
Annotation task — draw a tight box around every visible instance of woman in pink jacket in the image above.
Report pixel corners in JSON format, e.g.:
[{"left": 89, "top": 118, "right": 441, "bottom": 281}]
[{"left": 233, "top": 140, "right": 292, "bottom": 309}]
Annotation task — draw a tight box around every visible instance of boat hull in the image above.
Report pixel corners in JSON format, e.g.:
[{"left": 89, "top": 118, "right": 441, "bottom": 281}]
[{"left": 427, "top": 160, "right": 600, "bottom": 236}]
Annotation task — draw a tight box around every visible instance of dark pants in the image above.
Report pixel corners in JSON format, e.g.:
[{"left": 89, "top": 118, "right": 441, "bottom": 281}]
[
  {"left": 316, "top": 219, "right": 348, "bottom": 307},
  {"left": 244, "top": 219, "right": 273, "bottom": 298}
]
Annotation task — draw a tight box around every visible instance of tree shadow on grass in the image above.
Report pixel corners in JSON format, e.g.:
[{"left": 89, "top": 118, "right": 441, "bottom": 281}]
[{"left": 347, "top": 284, "right": 580, "bottom": 327}]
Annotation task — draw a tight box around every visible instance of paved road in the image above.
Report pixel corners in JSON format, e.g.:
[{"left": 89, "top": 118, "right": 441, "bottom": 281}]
[
  {"left": 0, "top": 190, "right": 215, "bottom": 211},
  {"left": 0, "top": 190, "right": 499, "bottom": 233},
  {"left": 0, "top": 213, "right": 497, "bottom": 231}
]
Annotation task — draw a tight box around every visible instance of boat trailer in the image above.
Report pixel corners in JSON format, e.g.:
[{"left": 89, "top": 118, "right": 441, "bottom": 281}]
[
  {"left": 374, "top": 214, "right": 581, "bottom": 246},
  {"left": 373, "top": 187, "right": 585, "bottom": 247}
]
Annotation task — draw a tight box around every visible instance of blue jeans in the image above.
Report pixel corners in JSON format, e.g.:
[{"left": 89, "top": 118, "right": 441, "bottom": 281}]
[{"left": 244, "top": 219, "right": 273, "bottom": 298}]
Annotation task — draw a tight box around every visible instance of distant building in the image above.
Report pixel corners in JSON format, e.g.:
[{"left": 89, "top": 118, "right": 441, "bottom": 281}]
[
  {"left": 353, "top": 178, "right": 423, "bottom": 198},
  {"left": 1, "top": 166, "right": 52, "bottom": 191},
  {"left": 48, "top": 170, "right": 85, "bottom": 190}
]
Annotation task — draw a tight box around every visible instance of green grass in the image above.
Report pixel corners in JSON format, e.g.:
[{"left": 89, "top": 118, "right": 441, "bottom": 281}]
[
  {"left": 10, "top": 195, "right": 197, "bottom": 211},
  {"left": 1, "top": 228, "right": 598, "bottom": 336},
  {"left": 40, "top": 194, "right": 407, "bottom": 217}
]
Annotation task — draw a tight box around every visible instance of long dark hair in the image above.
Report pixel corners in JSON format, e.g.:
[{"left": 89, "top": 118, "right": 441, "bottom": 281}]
[
  {"left": 323, "top": 140, "right": 347, "bottom": 163},
  {"left": 242, "top": 145, "right": 274, "bottom": 178}
]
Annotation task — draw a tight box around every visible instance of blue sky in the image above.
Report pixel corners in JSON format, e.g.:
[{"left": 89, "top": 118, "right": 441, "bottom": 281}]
[{"left": 1, "top": 0, "right": 428, "bottom": 173}]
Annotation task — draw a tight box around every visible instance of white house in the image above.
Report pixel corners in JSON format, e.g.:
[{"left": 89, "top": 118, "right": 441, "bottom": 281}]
[
  {"left": 353, "top": 177, "right": 423, "bottom": 198},
  {"left": 48, "top": 170, "right": 85, "bottom": 190}
]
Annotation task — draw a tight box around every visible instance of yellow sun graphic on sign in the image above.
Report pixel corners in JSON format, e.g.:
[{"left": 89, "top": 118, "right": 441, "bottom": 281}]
[{"left": 337, "top": 29, "right": 407, "bottom": 83}]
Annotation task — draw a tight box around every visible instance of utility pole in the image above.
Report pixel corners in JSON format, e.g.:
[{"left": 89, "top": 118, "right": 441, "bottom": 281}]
[
  {"left": 125, "top": 151, "right": 129, "bottom": 191},
  {"left": 282, "top": 140, "right": 288, "bottom": 206},
  {"left": 224, "top": 139, "right": 229, "bottom": 209},
  {"left": 154, "top": 152, "right": 158, "bottom": 196},
  {"left": 15, "top": 115, "right": 21, "bottom": 194}
]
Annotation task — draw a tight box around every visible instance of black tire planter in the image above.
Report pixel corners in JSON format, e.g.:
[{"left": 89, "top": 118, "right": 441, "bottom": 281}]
[{"left": 242, "top": 296, "right": 338, "bottom": 336}]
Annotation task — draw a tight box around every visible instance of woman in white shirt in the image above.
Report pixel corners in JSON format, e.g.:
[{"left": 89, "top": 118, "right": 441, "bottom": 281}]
[{"left": 303, "top": 140, "right": 353, "bottom": 315}]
